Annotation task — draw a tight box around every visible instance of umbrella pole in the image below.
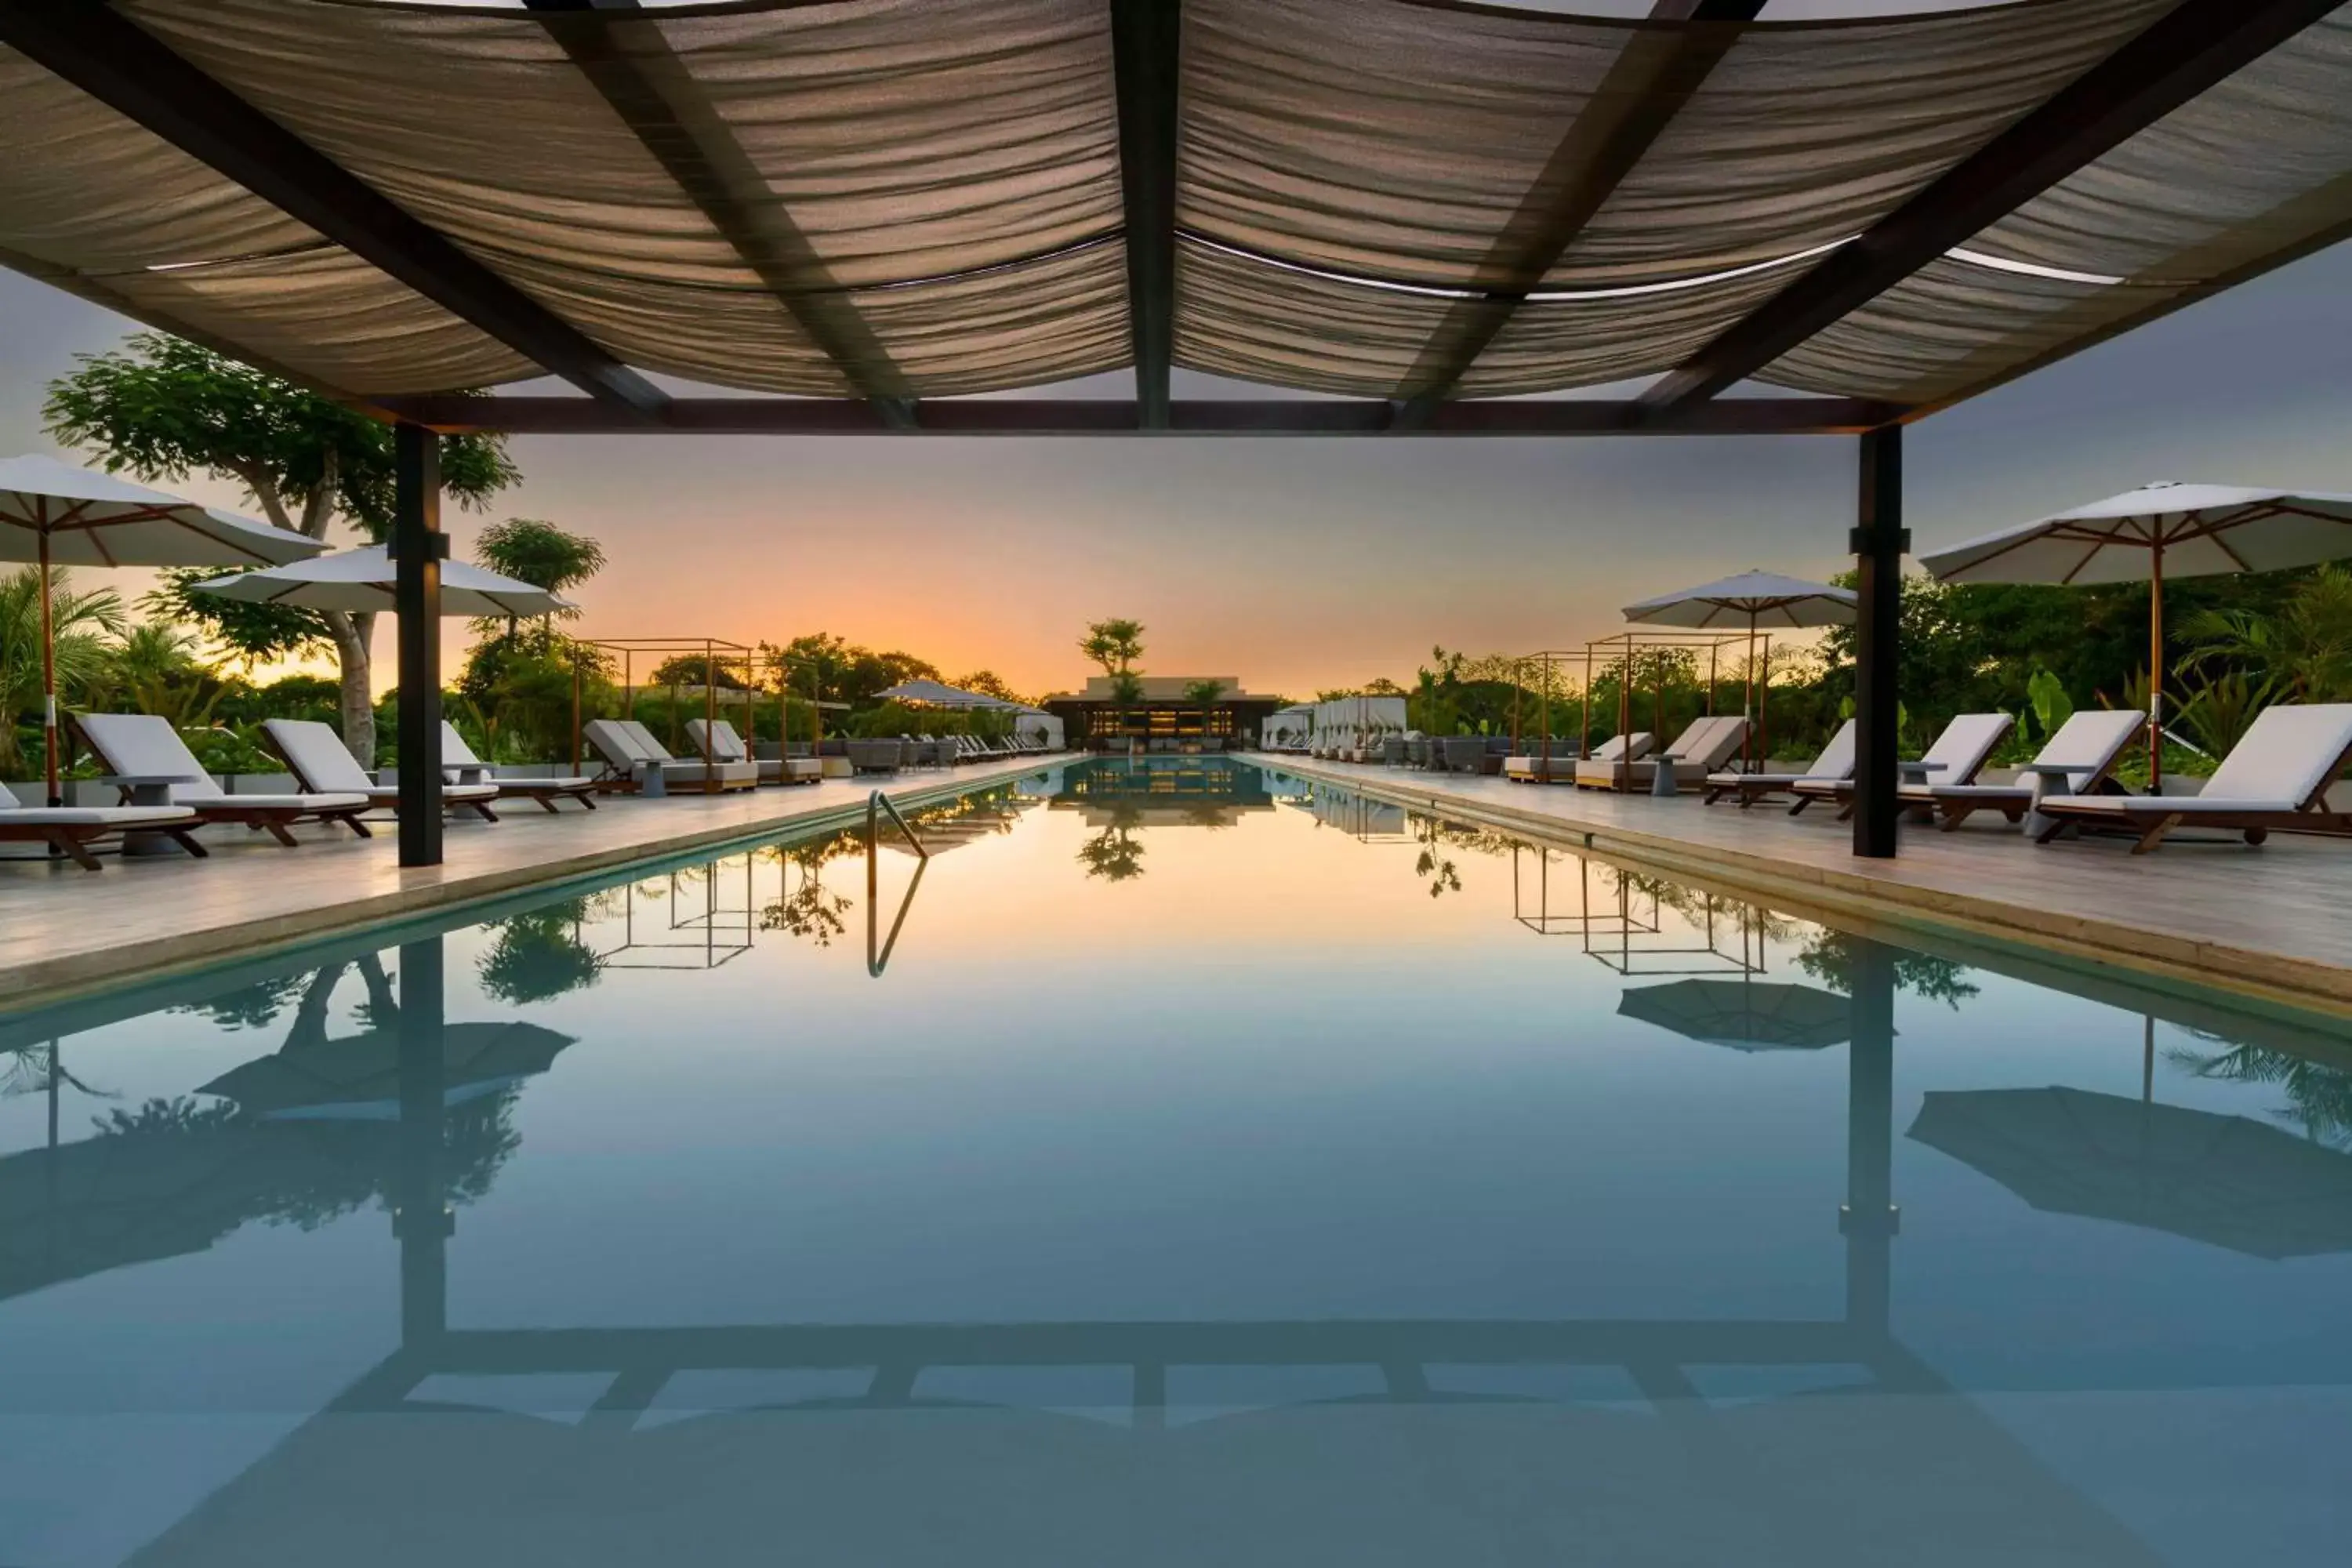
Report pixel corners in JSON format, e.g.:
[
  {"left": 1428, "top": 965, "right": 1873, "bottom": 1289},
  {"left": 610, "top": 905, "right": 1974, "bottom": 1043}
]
[
  {"left": 703, "top": 637, "right": 716, "bottom": 791},
  {"left": 1761, "top": 632, "right": 1773, "bottom": 769},
  {"left": 1744, "top": 612, "right": 1756, "bottom": 772},
  {"left": 38, "top": 529, "right": 59, "bottom": 808},
  {"left": 2148, "top": 539, "right": 2165, "bottom": 793}
]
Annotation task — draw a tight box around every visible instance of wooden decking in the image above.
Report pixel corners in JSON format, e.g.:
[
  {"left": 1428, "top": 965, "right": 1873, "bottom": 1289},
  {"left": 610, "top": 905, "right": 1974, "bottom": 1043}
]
[
  {"left": 1261, "top": 753, "right": 2352, "bottom": 1018},
  {"left": 0, "top": 756, "right": 1046, "bottom": 1007}
]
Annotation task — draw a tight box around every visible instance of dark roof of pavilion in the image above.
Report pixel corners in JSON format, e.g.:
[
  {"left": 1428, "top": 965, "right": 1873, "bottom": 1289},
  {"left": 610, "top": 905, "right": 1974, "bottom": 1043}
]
[{"left": 0, "top": 0, "right": 2345, "bottom": 433}]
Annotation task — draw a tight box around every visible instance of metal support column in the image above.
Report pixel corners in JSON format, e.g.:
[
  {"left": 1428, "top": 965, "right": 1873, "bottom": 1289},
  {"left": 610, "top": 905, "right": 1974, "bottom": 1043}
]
[
  {"left": 1851, "top": 426, "right": 1907, "bottom": 858},
  {"left": 1842, "top": 937, "right": 1898, "bottom": 1341},
  {"left": 394, "top": 423, "right": 445, "bottom": 867}
]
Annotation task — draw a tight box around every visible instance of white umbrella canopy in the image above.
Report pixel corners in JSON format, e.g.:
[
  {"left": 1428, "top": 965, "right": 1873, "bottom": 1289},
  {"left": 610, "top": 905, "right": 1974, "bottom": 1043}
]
[
  {"left": 1920, "top": 481, "right": 2352, "bottom": 786},
  {"left": 0, "top": 454, "right": 327, "bottom": 805},
  {"left": 876, "top": 678, "right": 1017, "bottom": 710},
  {"left": 1621, "top": 571, "right": 1855, "bottom": 769},
  {"left": 191, "top": 545, "right": 573, "bottom": 619},
  {"left": 1918, "top": 482, "right": 2352, "bottom": 586},
  {"left": 1621, "top": 570, "right": 1857, "bottom": 630},
  {"left": 0, "top": 454, "right": 325, "bottom": 570}
]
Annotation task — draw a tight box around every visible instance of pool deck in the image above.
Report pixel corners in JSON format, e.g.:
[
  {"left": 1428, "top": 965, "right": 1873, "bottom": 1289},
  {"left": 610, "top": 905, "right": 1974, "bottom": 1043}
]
[
  {"left": 0, "top": 755, "right": 1047, "bottom": 1007},
  {"left": 1258, "top": 752, "right": 2352, "bottom": 1018}
]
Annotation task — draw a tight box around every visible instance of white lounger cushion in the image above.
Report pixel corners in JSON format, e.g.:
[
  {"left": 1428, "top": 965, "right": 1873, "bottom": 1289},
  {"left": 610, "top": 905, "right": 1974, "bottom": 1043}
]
[
  {"left": 266, "top": 720, "right": 498, "bottom": 803},
  {"left": 2040, "top": 702, "right": 2352, "bottom": 816},
  {"left": 1588, "top": 732, "right": 1653, "bottom": 764},
  {"left": 439, "top": 721, "right": 593, "bottom": 788},
  {"left": 1709, "top": 719, "right": 1857, "bottom": 789},
  {"left": 79, "top": 713, "right": 365, "bottom": 811},
  {"left": 2197, "top": 702, "right": 2352, "bottom": 804},
  {"left": 685, "top": 717, "right": 748, "bottom": 762},
  {"left": 583, "top": 718, "right": 651, "bottom": 769},
  {"left": 0, "top": 806, "right": 197, "bottom": 826},
  {"left": 1902, "top": 709, "right": 2143, "bottom": 802}
]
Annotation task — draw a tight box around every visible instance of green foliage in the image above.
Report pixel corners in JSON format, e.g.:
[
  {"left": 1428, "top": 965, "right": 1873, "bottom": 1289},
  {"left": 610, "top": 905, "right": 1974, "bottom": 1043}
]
[
  {"left": 143, "top": 566, "right": 332, "bottom": 668},
  {"left": 1108, "top": 670, "right": 1145, "bottom": 705},
  {"left": 2024, "top": 667, "right": 2074, "bottom": 742},
  {"left": 44, "top": 334, "right": 517, "bottom": 539},
  {"left": 477, "top": 902, "right": 602, "bottom": 1004},
  {"left": 2176, "top": 563, "right": 2352, "bottom": 705},
  {"left": 765, "top": 633, "right": 940, "bottom": 713},
  {"left": 0, "top": 565, "right": 125, "bottom": 775},
  {"left": 2173, "top": 666, "right": 2259, "bottom": 759},
  {"left": 1182, "top": 677, "right": 1229, "bottom": 706},
  {"left": 953, "top": 669, "right": 1028, "bottom": 706},
  {"left": 1079, "top": 617, "right": 1145, "bottom": 677},
  {"left": 470, "top": 516, "right": 604, "bottom": 647}
]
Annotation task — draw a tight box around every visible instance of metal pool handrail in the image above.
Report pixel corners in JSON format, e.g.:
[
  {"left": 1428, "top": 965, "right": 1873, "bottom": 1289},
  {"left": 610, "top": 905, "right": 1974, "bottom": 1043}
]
[{"left": 866, "top": 789, "right": 928, "bottom": 977}]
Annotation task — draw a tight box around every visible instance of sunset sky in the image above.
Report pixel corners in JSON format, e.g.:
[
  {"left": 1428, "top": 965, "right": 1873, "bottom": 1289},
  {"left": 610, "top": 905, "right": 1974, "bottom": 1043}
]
[{"left": 5, "top": 240, "right": 2350, "bottom": 703}]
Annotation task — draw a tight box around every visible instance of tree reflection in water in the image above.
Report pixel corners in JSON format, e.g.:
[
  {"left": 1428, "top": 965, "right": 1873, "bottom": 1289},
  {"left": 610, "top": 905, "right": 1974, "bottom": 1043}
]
[
  {"left": 478, "top": 897, "right": 605, "bottom": 1004},
  {"left": 2172, "top": 1036, "right": 2352, "bottom": 1151},
  {"left": 762, "top": 831, "right": 858, "bottom": 946}
]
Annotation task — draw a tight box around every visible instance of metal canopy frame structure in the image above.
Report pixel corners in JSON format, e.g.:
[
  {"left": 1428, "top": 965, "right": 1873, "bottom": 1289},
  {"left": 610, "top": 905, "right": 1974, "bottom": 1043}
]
[{"left": 0, "top": 0, "right": 2345, "bottom": 866}]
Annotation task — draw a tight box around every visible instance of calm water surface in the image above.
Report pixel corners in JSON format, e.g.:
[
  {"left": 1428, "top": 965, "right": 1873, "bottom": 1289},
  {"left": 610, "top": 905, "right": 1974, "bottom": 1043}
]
[{"left": 3, "top": 758, "right": 2349, "bottom": 1565}]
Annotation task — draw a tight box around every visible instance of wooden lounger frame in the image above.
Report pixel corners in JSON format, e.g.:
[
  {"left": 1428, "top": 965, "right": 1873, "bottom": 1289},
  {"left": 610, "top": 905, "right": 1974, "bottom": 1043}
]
[
  {"left": 0, "top": 818, "right": 209, "bottom": 871},
  {"left": 2034, "top": 743, "right": 2352, "bottom": 853}
]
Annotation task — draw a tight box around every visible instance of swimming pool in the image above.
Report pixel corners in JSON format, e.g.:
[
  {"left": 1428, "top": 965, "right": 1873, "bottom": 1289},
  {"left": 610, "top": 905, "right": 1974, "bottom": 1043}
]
[{"left": 3, "top": 757, "right": 2347, "bottom": 1566}]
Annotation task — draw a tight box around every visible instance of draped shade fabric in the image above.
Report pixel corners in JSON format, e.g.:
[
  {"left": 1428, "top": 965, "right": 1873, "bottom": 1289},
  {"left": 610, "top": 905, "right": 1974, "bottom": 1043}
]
[{"left": 0, "top": 0, "right": 2342, "bottom": 409}]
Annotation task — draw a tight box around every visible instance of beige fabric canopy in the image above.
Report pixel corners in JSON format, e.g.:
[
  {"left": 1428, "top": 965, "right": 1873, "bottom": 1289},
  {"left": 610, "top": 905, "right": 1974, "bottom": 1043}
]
[{"left": 0, "top": 0, "right": 2344, "bottom": 412}]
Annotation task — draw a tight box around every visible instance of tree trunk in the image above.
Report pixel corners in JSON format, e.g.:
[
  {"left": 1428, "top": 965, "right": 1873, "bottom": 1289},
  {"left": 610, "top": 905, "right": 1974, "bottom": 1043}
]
[{"left": 329, "top": 609, "right": 376, "bottom": 767}]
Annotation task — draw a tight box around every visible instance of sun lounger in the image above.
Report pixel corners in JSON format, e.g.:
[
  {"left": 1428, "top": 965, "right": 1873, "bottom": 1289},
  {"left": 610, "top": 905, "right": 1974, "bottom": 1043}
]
[
  {"left": 1705, "top": 720, "right": 1856, "bottom": 808},
  {"left": 264, "top": 719, "right": 501, "bottom": 821},
  {"left": 1577, "top": 715, "right": 1749, "bottom": 793},
  {"left": 1791, "top": 713, "right": 2013, "bottom": 821},
  {"left": 2032, "top": 702, "right": 2352, "bottom": 852},
  {"left": 686, "top": 717, "right": 819, "bottom": 785},
  {"left": 1536, "top": 731, "right": 1651, "bottom": 786},
  {"left": 77, "top": 713, "right": 372, "bottom": 845},
  {"left": 438, "top": 722, "right": 600, "bottom": 811},
  {"left": 0, "top": 788, "right": 205, "bottom": 870},
  {"left": 583, "top": 719, "right": 760, "bottom": 793},
  {"left": 1900, "top": 708, "right": 2141, "bottom": 831}
]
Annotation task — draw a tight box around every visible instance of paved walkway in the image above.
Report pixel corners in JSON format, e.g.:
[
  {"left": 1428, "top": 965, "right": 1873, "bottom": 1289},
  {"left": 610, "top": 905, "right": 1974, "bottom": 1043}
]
[
  {"left": 0, "top": 756, "right": 1045, "bottom": 1006},
  {"left": 1258, "top": 753, "right": 2352, "bottom": 1017}
]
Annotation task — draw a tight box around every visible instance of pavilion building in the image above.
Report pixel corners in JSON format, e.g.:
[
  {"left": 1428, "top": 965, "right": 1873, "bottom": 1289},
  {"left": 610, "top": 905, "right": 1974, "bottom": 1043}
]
[{"left": 1043, "top": 677, "right": 1287, "bottom": 752}]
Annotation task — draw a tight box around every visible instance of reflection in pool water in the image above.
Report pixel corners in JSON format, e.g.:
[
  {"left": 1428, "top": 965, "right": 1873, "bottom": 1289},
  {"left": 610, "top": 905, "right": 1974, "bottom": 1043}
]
[{"left": 2, "top": 759, "right": 2348, "bottom": 1566}]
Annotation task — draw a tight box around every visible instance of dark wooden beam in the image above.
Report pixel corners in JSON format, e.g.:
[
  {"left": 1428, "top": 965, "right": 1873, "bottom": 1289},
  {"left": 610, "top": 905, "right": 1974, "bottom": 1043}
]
[
  {"left": 1849, "top": 426, "right": 1904, "bottom": 861},
  {"left": 1109, "top": 0, "right": 1181, "bottom": 429},
  {"left": 521, "top": 0, "right": 916, "bottom": 428},
  {"left": 1639, "top": 0, "right": 2348, "bottom": 414},
  {"left": 1390, "top": 0, "right": 1765, "bottom": 429},
  {"left": 392, "top": 424, "right": 447, "bottom": 869},
  {"left": 0, "top": 2, "right": 667, "bottom": 419},
  {"left": 369, "top": 394, "right": 1904, "bottom": 437}
]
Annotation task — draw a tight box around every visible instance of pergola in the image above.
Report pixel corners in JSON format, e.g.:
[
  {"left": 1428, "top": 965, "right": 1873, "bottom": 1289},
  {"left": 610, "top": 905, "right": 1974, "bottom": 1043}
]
[{"left": 1, "top": 0, "right": 2347, "bottom": 864}]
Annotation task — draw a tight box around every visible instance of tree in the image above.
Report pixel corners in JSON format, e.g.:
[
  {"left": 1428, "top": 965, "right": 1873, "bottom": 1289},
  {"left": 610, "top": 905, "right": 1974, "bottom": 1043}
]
[
  {"left": 1080, "top": 618, "right": 1145, "bottom": 683},
  {"left": 473, "top": 517, "right": 604, "bottom": 647},
  {"left": 764, "top": 633, "right": 941, "bottom": 712},
  {"left": 0, "top": 566, "right": 125, "bottom": 776},
  {"left": 45, "top": 334, "right": 520, "bottom": 764},
  {"left": 1182, "top": 677, "right": 1227, "bottom": 706},
  {"left": 953, "top": 669, "right": 1027, "bottom": 706}
]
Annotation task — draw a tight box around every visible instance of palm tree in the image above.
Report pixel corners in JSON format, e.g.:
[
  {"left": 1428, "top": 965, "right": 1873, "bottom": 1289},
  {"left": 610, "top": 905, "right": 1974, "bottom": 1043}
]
[
  {"left": 2177, "top": 564, "right": 2352, "bottom": 706},
  {"left": 0, "top": 564, "right": 125, "bottom": 777}
]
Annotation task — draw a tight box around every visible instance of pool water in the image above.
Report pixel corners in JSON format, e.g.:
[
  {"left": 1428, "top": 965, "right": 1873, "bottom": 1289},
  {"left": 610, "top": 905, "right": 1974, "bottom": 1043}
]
[{"left": 3, "top": 758, "right": 2349, "bottom": 1566}]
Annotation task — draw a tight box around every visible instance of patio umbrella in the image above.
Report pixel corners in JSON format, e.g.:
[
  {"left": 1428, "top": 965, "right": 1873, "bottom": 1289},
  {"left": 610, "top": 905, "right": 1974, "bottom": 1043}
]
[
  {"left": 875, "top": 677, "right": 1018, "bottom": 710},
  {"left": 1918, "top": 482, "right": 2352, "bottom": 788},
  {"left": 1907, "top": 1085, "right": 2352, "bottom": 1260},
  {"left": 1622, "top": 571, "right": 1855, "bottom": 767},
  {"left": 197, "top": 1018, "right": 575, "bottom": 1120},
  {"left": 189, "top": 543, "right": 572, "bottom": 619},
  {"left": 0, "top": 454, "right": 327, "bottom": 805},
  {"left": 1617, "top": 978, "right": 1853, "bottom": 1052}
]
